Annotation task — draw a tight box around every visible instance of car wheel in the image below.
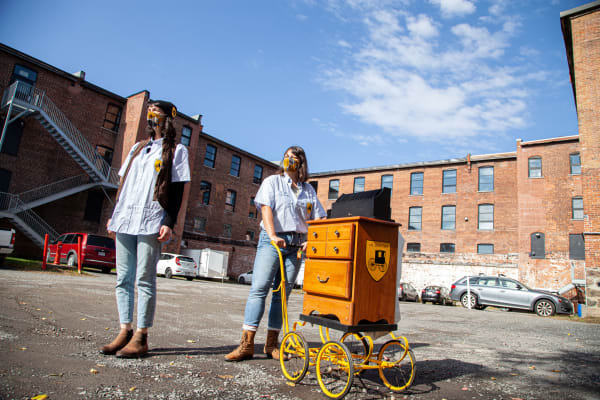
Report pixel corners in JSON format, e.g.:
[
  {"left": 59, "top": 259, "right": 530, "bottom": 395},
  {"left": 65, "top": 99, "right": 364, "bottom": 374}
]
[
  {"left": 460, "top": 293, "right": 478, "bottom": 309},
  {"left": 67, "top": 254, "right": 77, "bottom": 267},
  {"left": 535, "top": 299, "right": 555, "bottom": 317},
  {"left": 186, "top": 277, "right": 193, "bottom": 281},
  {"left": 474, "top": 305, "right": 487, "bottom": 310},
  {"left": 441, "top": 298, "right": 446, "bottom": 306},
  {"left": 165, "top": 268, "right": 173, "bottom": 279},
  {"left": 239, "top": 277, "right": 245, "bottom": 284},
  {"left": 101, "top": 267, "right": 111, "bottom": 274},
  {"left": 421, "top": 300, "right": 426, "bottom": 304},
  {"left": 414, "top": 296, "right": 419, "bottom": 302}
]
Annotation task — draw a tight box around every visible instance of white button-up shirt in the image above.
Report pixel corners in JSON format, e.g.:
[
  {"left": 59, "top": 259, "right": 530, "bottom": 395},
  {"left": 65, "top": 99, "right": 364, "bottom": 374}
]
[
  {"left": 254, "top": 173, "right": 326, "bottom": 234},
  {"left": 108, "top": 138, "right": 191, "bottom": 235}
]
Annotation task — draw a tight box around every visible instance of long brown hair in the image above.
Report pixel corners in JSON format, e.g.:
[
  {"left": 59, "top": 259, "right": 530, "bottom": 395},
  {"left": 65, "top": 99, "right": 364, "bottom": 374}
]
[
  {"left": 152, "top": 117, "right": 176, "bottom": 210},
  {"left": 279, "top": 145, "right": 308, "bottom": 183}
]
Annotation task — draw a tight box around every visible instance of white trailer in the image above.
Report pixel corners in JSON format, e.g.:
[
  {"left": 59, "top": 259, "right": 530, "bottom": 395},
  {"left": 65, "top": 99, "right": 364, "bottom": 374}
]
[{"left": 182, "top": 248, "right": 229, "bottom": 281}]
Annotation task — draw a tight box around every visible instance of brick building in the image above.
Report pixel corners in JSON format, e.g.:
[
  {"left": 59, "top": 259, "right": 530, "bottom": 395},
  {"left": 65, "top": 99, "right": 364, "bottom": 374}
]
[
  {"left": 0, "top": 43, "right": 277, "bottom": 278},
  {"left": 308, "top": 135, "right": 585, "bottom": 293},
  {"left": 561, "top": 1, "right": 600, "bottom": 316}
]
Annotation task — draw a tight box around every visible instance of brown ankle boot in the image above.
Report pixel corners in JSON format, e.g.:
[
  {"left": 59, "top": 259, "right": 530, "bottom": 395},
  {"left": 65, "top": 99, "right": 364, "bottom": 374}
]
[
  {"left": 225, "top": 330, "right": 255, "bottom": 362},
  {"left": 99, "top": 329, "right": 133, "bottom": 355},
  {"left": 264, "top": 329, "right": 288, "bottom": 361},
  {"left": 116, "top": 331, "right": 148, "bottom": 358}
]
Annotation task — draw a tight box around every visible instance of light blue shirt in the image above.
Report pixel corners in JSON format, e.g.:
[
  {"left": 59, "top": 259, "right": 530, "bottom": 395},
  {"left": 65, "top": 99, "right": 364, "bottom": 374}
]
[{"left": 254, "top": 173, "right": 326, "bottom": 234}]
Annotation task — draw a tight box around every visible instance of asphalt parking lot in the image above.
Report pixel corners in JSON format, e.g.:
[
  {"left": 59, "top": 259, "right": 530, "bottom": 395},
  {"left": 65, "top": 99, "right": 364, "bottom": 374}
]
[{"left": 1, "top": 268, "right": 599, "bottom": 400}]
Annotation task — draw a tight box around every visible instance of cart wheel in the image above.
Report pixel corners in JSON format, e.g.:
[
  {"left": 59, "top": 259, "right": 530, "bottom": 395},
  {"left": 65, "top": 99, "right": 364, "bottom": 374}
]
[
  {"left": 377, "top": 340, "right": 416, "bottom": 392},
  {"left": 316, "top": 341, "right": 354, "bottom": 399},
  {"left": 280, "top": 331, "right": 309, "bottom": 383},
  {"left": 340, "top": 332, "right": 372, "bottom": 370}
]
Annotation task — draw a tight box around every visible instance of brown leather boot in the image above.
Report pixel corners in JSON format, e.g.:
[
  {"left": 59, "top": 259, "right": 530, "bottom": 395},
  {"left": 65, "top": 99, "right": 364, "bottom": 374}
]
[
  {"left": 99, "top": 329, "right": 133, "bottom": 355},
  {"left": 224, "top": 330, "right": 255, "bottom": 362},
  {"left": 116, "top": 331, "right": 148, "bottom": 358},
  {"left": 264, "top": 329, "right": 288, "bottom": 361}
]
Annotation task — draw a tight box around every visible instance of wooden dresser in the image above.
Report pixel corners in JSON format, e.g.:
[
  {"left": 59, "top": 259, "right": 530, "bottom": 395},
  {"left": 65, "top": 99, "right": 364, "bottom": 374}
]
[{"left": 302, "top": 216, "right": 400, "bottom": 326}]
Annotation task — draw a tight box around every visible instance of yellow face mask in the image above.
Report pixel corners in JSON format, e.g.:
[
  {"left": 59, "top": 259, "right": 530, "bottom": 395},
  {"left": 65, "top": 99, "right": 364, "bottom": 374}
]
[
  {"left": 147, "top": 111, "right": 165, "bottom": 128},
  {"left": 283, "top": 157, "right": 300, "bottom": 172}
]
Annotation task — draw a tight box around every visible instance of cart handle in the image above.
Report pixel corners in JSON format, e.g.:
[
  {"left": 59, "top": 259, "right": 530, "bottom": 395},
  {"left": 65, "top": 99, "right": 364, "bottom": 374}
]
[{"left": 270, "top": 240, "right": 290, "bottom": 334}]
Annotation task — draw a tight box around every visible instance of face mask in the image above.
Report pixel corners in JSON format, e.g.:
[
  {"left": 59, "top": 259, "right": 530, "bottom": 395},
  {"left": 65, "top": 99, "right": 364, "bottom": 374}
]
[
  {"left": 147, "top": 111, "right": 164, "bottom": 128},
  {"left": 283, "top": 157, "right": 300, "bottom": 172}
]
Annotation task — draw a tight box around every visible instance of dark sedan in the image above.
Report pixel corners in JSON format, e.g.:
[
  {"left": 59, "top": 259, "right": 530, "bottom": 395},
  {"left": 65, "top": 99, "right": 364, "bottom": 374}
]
[{"left": 421, "top": 285, "right": 452, "bottom": 305}]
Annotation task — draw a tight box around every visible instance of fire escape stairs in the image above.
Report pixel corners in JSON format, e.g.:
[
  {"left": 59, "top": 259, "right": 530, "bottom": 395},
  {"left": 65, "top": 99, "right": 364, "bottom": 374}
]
[{"left": 0, "top": 82, "right": 120, "bottom": 248}]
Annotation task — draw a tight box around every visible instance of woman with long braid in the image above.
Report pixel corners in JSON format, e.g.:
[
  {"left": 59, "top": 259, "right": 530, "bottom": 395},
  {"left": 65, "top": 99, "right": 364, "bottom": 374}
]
[{"left": 100, "top": 100, "right": 190, "bottom": 358}]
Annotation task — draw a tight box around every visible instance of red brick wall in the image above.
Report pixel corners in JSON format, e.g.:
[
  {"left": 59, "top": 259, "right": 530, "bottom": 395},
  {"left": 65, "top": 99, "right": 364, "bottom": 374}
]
[{"left": 570, "top": 7, "right": 600, "bottom": 314}]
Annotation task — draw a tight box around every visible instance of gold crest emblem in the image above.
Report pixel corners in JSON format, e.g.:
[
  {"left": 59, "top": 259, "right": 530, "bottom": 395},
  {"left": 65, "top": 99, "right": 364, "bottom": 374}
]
[
  {"left": 307, "top": 202, "right": 312, "bottom": 214},
  {"left": 365, "top": 240, "right": 390, "bottom": 282},
  {"left": 154, "top": 159, "right": 162, "bottom": 172}
]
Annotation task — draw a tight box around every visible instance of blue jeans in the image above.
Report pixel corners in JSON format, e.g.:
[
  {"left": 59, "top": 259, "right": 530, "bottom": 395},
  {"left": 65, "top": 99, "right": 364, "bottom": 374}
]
[
  {"left": 243, "top": 230, "right": 302, "bottom": 331},
  {"left": 115, "top": 233, "right": 161, "bottom": 328}
]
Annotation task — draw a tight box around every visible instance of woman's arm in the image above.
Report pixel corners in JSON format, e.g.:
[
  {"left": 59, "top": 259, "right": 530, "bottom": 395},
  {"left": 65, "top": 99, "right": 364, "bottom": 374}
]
[{"left": 261, "top": 205, "right": 286, "bottom": 248}]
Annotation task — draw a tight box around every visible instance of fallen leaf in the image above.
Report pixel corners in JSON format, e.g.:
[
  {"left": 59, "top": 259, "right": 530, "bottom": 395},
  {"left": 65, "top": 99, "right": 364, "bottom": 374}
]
[
  {"left": 104, "top": 327, "right": 110, "bottom": 331},
  {"left": 80, "top": 318, "right": 86, "bottom": 321},
  {"left": 185, "top": 355, "right": 193, "bottom": 359},
  {"left": 169, "top": 362, "right": 175, "bottom": 366},
  {"left": 510, "top": 373, "right": 519, "bottom": 376},
  {"left": 129, "top": 387, "right": 136, "bottom": 392},
  {"left": 490, "top": 377, "right": 497, "bottom": 380},
  {"left": 48, "top": 311, "right": 52, "bottom": 314},
  {"left": 41, "top": 317, "right": 47, "bottom": 320},
  {"left": 529, "top": 366, "right": 536, "bottom": 370},
  {"left": 286, "top": 382, "right": 296, "bottom": 387},
  {"left": 90, "top": 368, "right": 98, "bottom": 374},
  {"left": 95, "top": 364, "right": 105, "bottom": 367},
  {"left": 19, "top": 302, "right": 27, "bottom": 305},
  {"left": 36, "top": 308, "right": 41, "bottom": 311},
  {"left": 187, "top": 339, "right": 197, "bottom": 343},
  {"left": 159, "top": 373, "right": 174, "bottom": 379},
  {"left": 31, "top": 395, "right": 48, "bottom": 400},
  {"left": 511, "top": 398, "right": 525, "bottom": 400},
  {"left": 49, "top": 373, "right": 63, "bottom": 377},
  {"left": 552, "top": 369, "right": 561, "bottom": 373},
  {"left": 462, "top": 387, "right": 468, "bottom": 391},
  {"left": 567, "top": 333, "right": 571, "bottom": 336},
  {"left": 218, "top": 375, "right": 234, "bottom": 380},
  {"left": 19, "top": 347, "right": 27, "bottom": 351}
]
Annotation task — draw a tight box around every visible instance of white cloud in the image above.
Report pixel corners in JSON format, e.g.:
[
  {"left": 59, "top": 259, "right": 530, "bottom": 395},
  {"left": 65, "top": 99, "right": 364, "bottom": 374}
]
[
  {"left": 406, "top": 14, "right": 439, "bottom": 38},
  {"left": 338, "top": 39, "right": 352, "bottom": 48},
  {"left": 429, "top": 0, "right": 476, "bottom": 18},
  {"left": 296, "top": 14, "right": 308, "bottom": 21}
]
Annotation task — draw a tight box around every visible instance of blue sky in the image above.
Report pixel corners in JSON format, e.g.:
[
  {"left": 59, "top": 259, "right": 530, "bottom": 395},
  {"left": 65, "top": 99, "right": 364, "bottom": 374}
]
[{"left": 0, "top": 0, "right": 584, "bottom": 173}]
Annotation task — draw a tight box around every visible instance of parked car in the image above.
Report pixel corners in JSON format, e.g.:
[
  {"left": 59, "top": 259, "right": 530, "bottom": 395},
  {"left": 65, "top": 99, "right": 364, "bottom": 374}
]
[
  {"left": 450, "top": 275, "right": 573, "bottom": 317},
  {"left": 399, "top": 282, "right": 419, "bottom": 302},
  {"left": 47, "top": 233, "right": 115, "bottom": 273},
  {"left": 421, "top": 285, "right": 452, "bottom": 305},
  {"left": 0, "top": 228, "right": 15, "bottom": 266},
  {"left": 157, "top": 253, "right": 196, "bottom": 280},
  {"left": 238, "top": 270, "right": 253, "bottom": 285}
]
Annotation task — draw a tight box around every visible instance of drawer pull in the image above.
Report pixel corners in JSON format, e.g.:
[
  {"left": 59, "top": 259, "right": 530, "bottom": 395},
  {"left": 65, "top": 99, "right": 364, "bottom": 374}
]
[
  {"left": 317, "top": 275, "right": 329, "bottom": 284},
  {"left": 313, "top": 232, "right": 318, "bottom": 238},
  {"left": 333, "top": 246, "right": 339, "bottom": 253},
  {"left": 334, "top": 230, "right": 340, "bottom": 237},
  {"left": 312, "top": 246, "right": 317, "bottom": 253}
]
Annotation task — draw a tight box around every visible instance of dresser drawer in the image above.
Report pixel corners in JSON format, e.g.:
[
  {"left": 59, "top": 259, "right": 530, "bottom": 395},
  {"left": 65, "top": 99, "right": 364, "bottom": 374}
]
[
  {"left": 303, "top": 259, "right": 352, "bottom": 300},
  {"left": 308, "top": 226, "right": 328, "bottom": 242},
  {"left": 307, "top": 242, "right": 327, "bottom": 257},
  {"left": 326, "top": 240, "right": 353, "bottom": 259},
  {"left": 327, "top": 223, "right": 353, "bottom": 241}
]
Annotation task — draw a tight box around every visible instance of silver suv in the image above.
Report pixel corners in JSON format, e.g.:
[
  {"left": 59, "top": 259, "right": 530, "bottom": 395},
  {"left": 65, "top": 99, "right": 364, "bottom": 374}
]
[{"left": 450, "top": 275, "right": 573, "bottom": 317}]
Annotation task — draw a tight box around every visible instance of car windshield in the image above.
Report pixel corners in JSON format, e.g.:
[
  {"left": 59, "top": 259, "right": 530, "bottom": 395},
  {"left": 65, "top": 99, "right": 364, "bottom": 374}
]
[{"left": 87, "top": 235, "right": 115, "bottom": 249}]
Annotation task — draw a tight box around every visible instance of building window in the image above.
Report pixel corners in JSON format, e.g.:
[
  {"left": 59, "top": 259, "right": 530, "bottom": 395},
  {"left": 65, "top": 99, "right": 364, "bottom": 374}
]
[
  {"left": 309, "top": 181, "right": 318, "bottom": 192},
  {"left": 102, "top": 103, "right": 122, "bottom": 132},
  {"left": 83, "top": 191, "right": 104, "bottom": 223},
  {"left": 95, "top": 145, "right": 114, "bottom": 165},
  {"left": 572, "top": 197, "right": 584, "bottom": 220},
  {"left": 193, "top": 217, "right": 206, "bottom": 232},
  {"left": 249, "top": 197, "right": 257, "bottom": 219},
  {"left": 223, "top": 224, "right": 232, "bottom": 238},
  {"left": 246, "top": 230, "right": 255, "bottom": 241},
  {"left": 328, "top": 179, "right": 339, "bottom": 200},
  {"left": 11, "top": 64, "right": 38, "bottom": 87},
  {"left": 406, "top": 243, "right": 421, "bottom": 252},
  {"left": 253, "top": 165, "right": 263, "bottom": 184},
  {"left": 477, "top": 244, "right": 494, "bottom": 254},
  {"left": 528, "top": 157, "right": 542, "bottom": 178},
  {"left": 230, "top": 155, "right": 241, "bottom": 177},
  {"left": 354, "top": 177, "right": 365, "bottom": 193},
  {"left": 0, "top": 117, "right": 24, "bottom": 156},
  {"left": 410, "top": 172, "right": 423, "bottom": 195},
  {"left": 440, "top": 243, "right": 455, "bottom": 253},
  {"left": 204, "top": 144, "right": 217, "bottom": 168},
  {"left": 478, "top": 166, "right": 494, "bottom": 192},
  {"left": 441, "top": 205, "right": 456, "bottom": 230},
  {"left": 569, "top": 234, "right": 585, "bottom": 260},
  {"left": 181, "top": 125, "right": 192, "bottom": 146},
  {"left": 200, "top": 181, "right": 211, "bottom": 205},
  {"left": 0, "top": 168, "right": 11, "bottom": 192},
  {"left": 530, "top": 232, "right": 545, "bottom": 259},
  {"left": 225, "top": 190, "right": 237, "bottom": 212},
  {"left": 442, "top": 169, "right": 456, "bottom": 193},
  {"left": 570, "top": 153, "right": 581, "bottom": 175},
  {"left": 381, "top": 174, "right": 393, "bottom": 191},
  {"left": 408, "top": 207, "right": 422, "bottom": 231},
  {"left": 478, "top": 204, "right": 494, "bottom": 230}
]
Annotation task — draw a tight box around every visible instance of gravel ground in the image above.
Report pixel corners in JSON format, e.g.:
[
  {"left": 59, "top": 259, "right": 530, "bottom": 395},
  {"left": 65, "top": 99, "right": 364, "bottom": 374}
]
[{"left": 0, "top": 268, "right": 599, "bottom": 400}]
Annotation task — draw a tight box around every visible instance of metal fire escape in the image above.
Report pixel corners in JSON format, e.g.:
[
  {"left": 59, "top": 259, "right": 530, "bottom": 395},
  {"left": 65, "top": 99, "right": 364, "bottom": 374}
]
[{"left": 0, "top": 81, "right": 120, "bottom": 247}]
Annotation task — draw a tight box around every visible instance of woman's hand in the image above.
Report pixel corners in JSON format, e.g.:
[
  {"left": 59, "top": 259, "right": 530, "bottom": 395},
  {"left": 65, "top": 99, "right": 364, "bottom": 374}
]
[
  {"left": 269, "top": 234, "right": 286, "bottom": 249},
  {"left": 158, "top": 225, "right": 173, "bottom": 242},
  {"left": 106, "top": 219, "right": 114, "bottom": 235},
  {"left": 301, "top": 241, "right": 307, "bottom": 252}
]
